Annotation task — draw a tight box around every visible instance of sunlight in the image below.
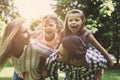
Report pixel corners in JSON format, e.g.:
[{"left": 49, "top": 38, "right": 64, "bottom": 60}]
[{"left": 14, "top": 0, "right": 56, "bottom": 20}]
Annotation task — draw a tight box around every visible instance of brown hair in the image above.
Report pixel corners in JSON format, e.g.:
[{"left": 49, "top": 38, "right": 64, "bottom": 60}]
[
  {"left": 61, "top": 35, "right": 87, "bottom": 60},
  {"left": 62, "top": 9, "right": 86, "bottom": 38},
  {"left": 0, "top": 18, "right": 24, "bottom": 71}
]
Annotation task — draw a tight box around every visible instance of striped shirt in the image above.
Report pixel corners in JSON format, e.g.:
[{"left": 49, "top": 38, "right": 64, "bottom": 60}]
[
  {"left": 47, "top": 47, "right": 108, "bottom": 80},
  {"left": 11, "top": 40, "right": 53, "bottom": 80}
]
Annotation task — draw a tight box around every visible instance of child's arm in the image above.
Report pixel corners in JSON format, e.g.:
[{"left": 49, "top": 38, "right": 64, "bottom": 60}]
[
  {"left": 86, "top": 33, "right": 113, "bottom": 67},
  {"left": 31, "top": 40, "right": 53, "bottom": 56}
]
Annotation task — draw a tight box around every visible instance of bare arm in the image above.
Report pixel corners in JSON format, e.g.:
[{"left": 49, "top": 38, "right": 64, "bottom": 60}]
[{"left": 87, "top": 34, "right": 113, "bottom": 67}]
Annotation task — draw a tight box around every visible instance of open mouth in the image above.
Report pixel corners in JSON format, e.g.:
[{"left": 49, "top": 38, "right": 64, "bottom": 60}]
[{"left": 71, "top": 26, "right": 77, "bottom": 29}]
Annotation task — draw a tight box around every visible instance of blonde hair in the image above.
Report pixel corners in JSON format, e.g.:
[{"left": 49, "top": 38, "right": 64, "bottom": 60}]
[
  {"left": 42, "top": 14, "right": 63, "bottom": 34},
  {"left": 0, "top": 18, "right": 24, "bottom": 71}
]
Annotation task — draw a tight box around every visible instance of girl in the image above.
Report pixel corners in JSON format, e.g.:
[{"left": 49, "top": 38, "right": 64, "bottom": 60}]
[
  {"left": 61, "top": 9, "right": 113, "bottom": 67},
  {"left": 0, "top": 18, "right": 53, "bottom": 80},
  {"left": 32, "top": 14, "right": 62, "bottom": 78},
  {"left": 33, "top": 14, "right": 62, "bottom": 48}
]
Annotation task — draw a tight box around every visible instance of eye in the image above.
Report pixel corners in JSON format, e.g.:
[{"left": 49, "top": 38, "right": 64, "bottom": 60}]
[
  {"left": 68, "top": 19, "right": 73, "bottom": 22},
  {"left": 75, "top": 19, "right": 80, "bottom": 22}
]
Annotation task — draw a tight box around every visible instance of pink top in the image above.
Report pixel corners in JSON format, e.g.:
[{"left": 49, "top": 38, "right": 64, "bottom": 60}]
[{"left": 33, "top": 30, "right": 60, "bottom": 49}]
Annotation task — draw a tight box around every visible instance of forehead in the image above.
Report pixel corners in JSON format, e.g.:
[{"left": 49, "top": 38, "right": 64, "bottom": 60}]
[
  {"left": 44, "top": 19, "right": 56, "bottom": 23},
  {"left": 68, "top": 13, "right": 81, "bottom": 19},
  {"left": 18, "top": 23, "right": 29, "bottom": 31}
]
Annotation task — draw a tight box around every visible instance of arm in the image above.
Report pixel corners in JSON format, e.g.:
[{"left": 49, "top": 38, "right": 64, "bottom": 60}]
[
  {"left": 31, "top": 40, "right": 53, "bottom": 56},
  {"left": 86, "top": 34, "right": 113, "bottom": 67}
]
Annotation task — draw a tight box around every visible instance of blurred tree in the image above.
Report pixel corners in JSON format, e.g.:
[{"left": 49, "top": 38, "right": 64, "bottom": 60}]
[
  {"left": 0, "top": 0, "right": 20, "bottom": 23},
  {"left": 30, "top": 17, "right": 42, "bottom": 31}
]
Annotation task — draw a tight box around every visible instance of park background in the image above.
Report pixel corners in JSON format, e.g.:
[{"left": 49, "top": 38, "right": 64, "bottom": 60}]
[{"left": 0, "top": 0, "right": 120, "bottom": 80}]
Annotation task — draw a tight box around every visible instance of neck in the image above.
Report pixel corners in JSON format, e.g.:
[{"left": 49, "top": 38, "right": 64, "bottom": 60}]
[
  {"left": 12, "top": 45, "right": 24, "bottom": 58},
  {"left": 45, "top": 33, "right": 55, "bottom": 41}
]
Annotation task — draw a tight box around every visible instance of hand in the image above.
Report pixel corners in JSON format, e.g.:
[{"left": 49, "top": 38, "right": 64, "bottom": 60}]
[{"left": 108, "top": 59, "right": 114, "bottom": 68}]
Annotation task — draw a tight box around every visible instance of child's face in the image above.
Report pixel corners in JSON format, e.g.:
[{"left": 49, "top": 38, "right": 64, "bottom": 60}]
[
  {"left": 43, "top": 19, "right": 57, "bottom": 34},
  {"left": 67, "top": 13, "right": 83, "bottom": 34},
  {"left": 57, "top": 44, "right": 69, "bottom": 63}
]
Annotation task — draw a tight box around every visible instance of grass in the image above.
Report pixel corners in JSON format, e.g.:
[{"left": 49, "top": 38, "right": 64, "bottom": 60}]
[
  {"left": 0, "top": 68, "right": 120, "bottom": 80},
  {"left": 0, "top": 62, "right": 120, "bottom": 80},
  {"left": 103, "top": 69, "right": 120, "bottom": 80}
]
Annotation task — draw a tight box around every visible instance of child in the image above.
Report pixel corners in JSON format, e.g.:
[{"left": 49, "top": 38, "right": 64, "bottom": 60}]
[
  {"left": 61, "top": 9, "right": 113, "bottom": 79},
  {"left": 47, "top": 9, "right": 113, "bottom": 80},
  {"left": 0, "top": 18, "right": 53, "bottom": 80},
  {"left": 47, "top": 35, "right": 109, "bottom": 80},
  {"left": 31, "top": 14, "right": 63, "bottom": 78},
  {"left": 33, "top": 14, "right": 62, "bottom": 48}
]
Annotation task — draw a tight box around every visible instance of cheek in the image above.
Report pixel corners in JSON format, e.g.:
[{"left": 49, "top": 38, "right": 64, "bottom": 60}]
[{"left": 24, "top": 33, "right": 30, "bottom": 39}]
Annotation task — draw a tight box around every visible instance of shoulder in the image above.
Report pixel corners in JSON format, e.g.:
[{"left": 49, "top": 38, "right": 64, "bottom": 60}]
[{"left": 83, "top": 28, "right": 93, "bottom": 36}]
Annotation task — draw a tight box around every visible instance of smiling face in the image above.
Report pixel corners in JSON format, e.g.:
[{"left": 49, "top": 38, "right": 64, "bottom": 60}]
[
  {"left": 43, "top": 18, "right": 57, "bottom": 34},
  {"left": 67, "top": 13, "right": 83, "bottom": 34},
  {"left": 14, "top": 23, "right": 30, "bottom": 46}
]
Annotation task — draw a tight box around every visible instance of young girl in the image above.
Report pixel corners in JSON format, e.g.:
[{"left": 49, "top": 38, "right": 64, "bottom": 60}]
[
  {"left": 0, "top": 18, "right": 53, "bottom": 80},
  {"left": 33, "top": 14, "right": 62, "bottom": 48},
  {"left": 47, "top": 9, "right": 113, "bottom": 80},
  {"left": 61, "top": 9, "right": 113, "bottom": 67},
  {"left": 31, "top": 14, "right": 62, "bottom": 78}
]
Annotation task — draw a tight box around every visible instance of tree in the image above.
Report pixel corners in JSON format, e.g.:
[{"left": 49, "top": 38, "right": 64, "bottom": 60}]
[{"left": 0, "top": 0, "right": 20, "bottom": 23}]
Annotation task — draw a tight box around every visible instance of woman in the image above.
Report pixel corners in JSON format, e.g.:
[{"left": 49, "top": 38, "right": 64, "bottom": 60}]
[{"left": 0, "top": 18, "right": 53, "bottom": 80}]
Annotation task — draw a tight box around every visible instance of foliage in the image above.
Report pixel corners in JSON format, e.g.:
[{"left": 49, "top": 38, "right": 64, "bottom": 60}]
[
  {"left": 30, "top": 17, "right": 42, "bottom": 31},
  {"left": 0, "top": 0, "right": 20, "bottom": 23}
]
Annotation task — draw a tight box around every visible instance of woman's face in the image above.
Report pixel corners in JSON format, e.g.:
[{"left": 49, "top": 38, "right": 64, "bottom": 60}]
[
  {"left": 67, "top": 13, "right": 83, "bottom": 34},
  {"left": 14, "top": 23, "right": 30, "bottom": 46}
]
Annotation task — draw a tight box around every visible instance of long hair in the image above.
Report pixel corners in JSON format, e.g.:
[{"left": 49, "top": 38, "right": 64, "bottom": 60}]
[
  {"left": 62, "top": 9, "right": 86, "bottom": 38},
  {"left": 0, "top": 18, "right": 24, "bottom": 71}
]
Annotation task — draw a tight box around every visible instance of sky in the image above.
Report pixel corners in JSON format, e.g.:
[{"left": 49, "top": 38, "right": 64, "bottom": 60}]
[{"left": 14, "top": 0, "right": 56, "bottom": 20}]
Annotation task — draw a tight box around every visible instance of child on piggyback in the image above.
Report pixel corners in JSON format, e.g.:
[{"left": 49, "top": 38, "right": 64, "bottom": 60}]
[{"left": 47, "top": 9, "right": 114, "bottom": 80}]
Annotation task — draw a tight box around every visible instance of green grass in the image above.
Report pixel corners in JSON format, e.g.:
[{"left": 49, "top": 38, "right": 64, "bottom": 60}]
[
  {"left": 0, "top": 69, "right": 119, "bottom": 80},
  {"left": 102, "top": 69, "right": 120, "bottom": 80},
  {"left": 0, "top": 62, "right": 120, "bottom": 80},
  {"left": 0, "top": 77, "right": 12, "bottom": 80}
]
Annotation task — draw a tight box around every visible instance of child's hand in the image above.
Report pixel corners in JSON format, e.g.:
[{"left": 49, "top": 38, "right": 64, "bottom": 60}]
[{"left": 108, "top": 59, "right": 114, "bottom": 68}]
